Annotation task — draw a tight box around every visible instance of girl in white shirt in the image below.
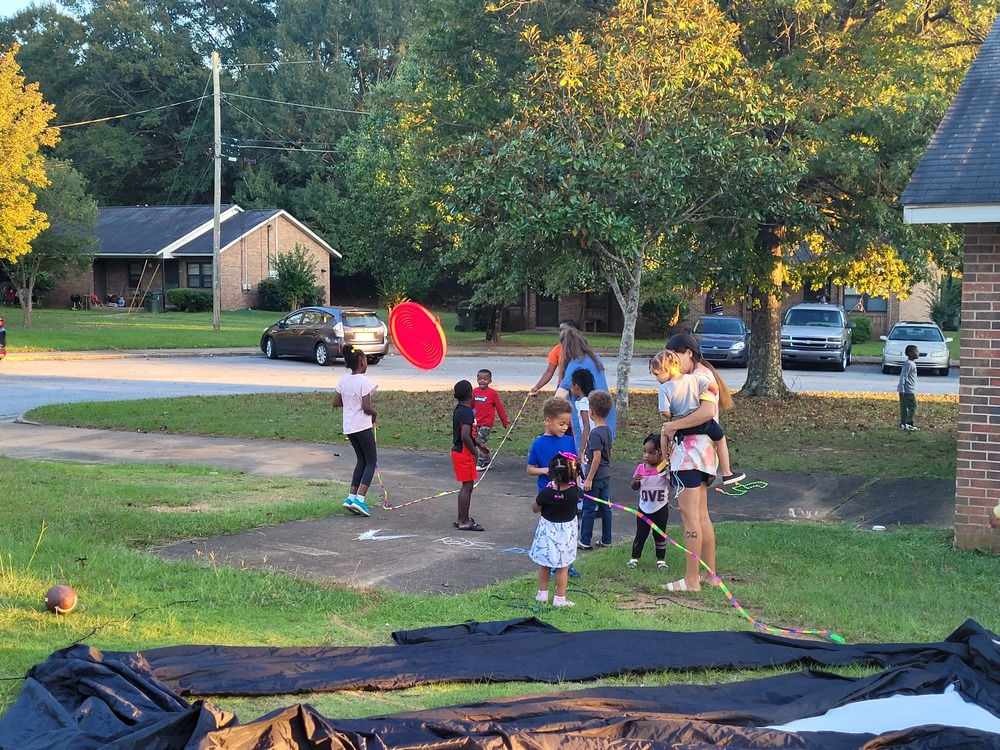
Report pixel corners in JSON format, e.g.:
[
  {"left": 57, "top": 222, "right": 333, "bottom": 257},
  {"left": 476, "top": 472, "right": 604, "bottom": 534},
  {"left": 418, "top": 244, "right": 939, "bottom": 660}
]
[{"left": 331, "top": 346, "right": 378, "bottom": 517}]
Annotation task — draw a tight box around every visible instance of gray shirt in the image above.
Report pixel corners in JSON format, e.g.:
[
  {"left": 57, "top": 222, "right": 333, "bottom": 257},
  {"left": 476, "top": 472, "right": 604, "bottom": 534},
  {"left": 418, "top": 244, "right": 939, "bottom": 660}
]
[
  {"left": 898, "top": 359, "right": 917, "bottom": 394},
  {"left": 658, "top": 372, "right": 713, "bottom": 418}
]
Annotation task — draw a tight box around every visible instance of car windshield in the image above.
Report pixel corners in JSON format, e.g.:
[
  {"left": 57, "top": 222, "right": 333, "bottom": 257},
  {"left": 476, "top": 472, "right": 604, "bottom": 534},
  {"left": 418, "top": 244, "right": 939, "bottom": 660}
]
[
  {"left": 696, "top": 318, "right": 744, "bottom": 335},
  {"left": 784, "top": 309, "right": 841, "bottom": 327},
  {"left": 889, "top": 326, "right": 943, "bottom": 342},
  {"left": 342, "top": 313, "right": 382, "bottom": 327}
]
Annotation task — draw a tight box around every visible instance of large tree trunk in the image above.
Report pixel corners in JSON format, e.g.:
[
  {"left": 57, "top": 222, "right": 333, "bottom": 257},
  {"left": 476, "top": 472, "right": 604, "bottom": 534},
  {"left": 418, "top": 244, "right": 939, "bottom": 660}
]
[
  {"left": 484, "top": 303, "right": 503, "bottom": 343},
  {"left": 607, "top": 253, "right": 644, "bottom": 429},
  {"left": 740, "top": 226, "right": 790, "bottom": 397}
]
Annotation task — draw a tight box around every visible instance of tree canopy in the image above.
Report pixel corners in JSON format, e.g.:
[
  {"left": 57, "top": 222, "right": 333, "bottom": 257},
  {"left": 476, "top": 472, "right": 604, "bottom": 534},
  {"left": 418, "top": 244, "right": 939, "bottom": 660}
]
[{"left": 0, "top": 44, "right": 57, "bottom": 264}]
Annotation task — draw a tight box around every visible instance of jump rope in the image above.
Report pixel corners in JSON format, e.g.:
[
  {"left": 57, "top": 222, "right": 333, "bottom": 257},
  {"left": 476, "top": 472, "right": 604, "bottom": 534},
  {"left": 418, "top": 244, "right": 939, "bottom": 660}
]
[{"left": 366, "top": 391, "right": 844, "bottom": 644}]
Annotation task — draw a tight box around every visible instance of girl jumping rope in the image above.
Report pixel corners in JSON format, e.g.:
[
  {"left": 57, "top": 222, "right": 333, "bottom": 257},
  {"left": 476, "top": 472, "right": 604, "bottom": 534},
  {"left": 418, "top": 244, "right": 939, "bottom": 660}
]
[
  {"left": 529, "top": 453, "right": 580, "bottom": 607},
  {"left": 331, "top": 345, "right": 377, "bottom": 518}
]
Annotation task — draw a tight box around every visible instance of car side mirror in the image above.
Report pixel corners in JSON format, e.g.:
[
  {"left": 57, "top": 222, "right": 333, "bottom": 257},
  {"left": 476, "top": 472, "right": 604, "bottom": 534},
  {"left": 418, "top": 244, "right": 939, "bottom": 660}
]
[
  {"left": 685, "top": 328, "right": 692, "bottom": 333},
  {"left": 880, "top": 335, "right": 887, "bottom": 341},
  {"left": 945, "top": 337, "right": 954, "bottom": 343},
  {"left": 745, "top": 329, "right": 751, "bottom": 335},
  {"left": 847, "top": 321, "right": 856, "bottom": 328},
  {"left": 278, "top": 321, "right": 288, "bottom": 329}
]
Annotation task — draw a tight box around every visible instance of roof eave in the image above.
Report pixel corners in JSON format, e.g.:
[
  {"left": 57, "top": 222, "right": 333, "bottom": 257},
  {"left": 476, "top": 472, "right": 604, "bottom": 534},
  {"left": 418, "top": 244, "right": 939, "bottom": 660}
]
[{"left": 903, "top": 204, "right": 1000, "bottom": 225}]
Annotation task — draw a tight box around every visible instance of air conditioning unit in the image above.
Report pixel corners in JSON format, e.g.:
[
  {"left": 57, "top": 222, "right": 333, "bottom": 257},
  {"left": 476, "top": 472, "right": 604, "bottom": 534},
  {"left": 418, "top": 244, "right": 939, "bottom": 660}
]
[{"left": 268, "top": 270, "right": 278, "bottom": 278}]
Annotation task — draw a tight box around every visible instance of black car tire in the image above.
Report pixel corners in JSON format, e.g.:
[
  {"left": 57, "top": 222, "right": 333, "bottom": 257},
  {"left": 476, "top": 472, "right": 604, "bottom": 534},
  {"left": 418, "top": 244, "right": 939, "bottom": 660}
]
[
  {"left": 835, "top": 348, "right": 849, "bottom": 372},
  {"left": 881, "top": 364, "right": 892, "bottom": 375},
  {"left": 264, "top": 338, "right": 278, "bottom": 360},
  {"left": 367, "top": 356, "right": 382, "bottom": 365},
  {"left": 940, "top": 365, "right": 950, "bottom": 376},
  {"left": 314, "top": 342, "right": 332, "bottom": 366}
]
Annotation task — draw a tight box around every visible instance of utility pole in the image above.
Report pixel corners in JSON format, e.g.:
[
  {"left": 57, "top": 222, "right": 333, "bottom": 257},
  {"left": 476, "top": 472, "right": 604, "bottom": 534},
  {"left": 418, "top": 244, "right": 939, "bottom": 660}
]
[{"left": 212, "top": 51, "right": 222, "bottom": 332}]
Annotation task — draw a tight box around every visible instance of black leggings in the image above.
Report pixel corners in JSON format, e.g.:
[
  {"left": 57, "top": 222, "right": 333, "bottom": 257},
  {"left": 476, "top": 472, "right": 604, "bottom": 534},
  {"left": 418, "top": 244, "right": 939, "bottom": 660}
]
[
  {"left": 631, "top": 505, "right": 670, "bottom": 560},
  {"left": 347, "top": 428, "right": 377, "bottom": 489}
]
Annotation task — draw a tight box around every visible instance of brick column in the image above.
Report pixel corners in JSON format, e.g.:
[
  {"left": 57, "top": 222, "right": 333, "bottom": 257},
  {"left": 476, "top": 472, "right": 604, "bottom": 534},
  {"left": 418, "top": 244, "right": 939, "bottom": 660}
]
[{"left": 955, "top": 224, "right": 1000, "bottom": 550}]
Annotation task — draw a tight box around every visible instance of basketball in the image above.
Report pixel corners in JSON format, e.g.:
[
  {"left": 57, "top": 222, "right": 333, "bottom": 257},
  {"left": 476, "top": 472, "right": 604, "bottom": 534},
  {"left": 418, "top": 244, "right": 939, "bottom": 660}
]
[{"left": 44, "top": 585, "right": 78, "bottom": 615}]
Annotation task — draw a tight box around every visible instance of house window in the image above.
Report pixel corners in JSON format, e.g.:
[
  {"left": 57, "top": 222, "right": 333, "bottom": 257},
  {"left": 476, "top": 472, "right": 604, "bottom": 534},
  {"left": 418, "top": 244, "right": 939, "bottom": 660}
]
[
  {"left": 127, "top": 262, "right": 144, "bottom": 286},
  {"left": 187, "top": 262, "right": 213, "bottom": 289},
  {"left": 843, "top": 287, "right": 887, "bottom": 313}
]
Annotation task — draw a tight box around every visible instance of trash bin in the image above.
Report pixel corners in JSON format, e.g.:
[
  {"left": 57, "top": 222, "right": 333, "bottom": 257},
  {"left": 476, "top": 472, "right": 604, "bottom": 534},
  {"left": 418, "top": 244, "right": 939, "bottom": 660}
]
[
  {"left": 456, "top": 300, "right": 475, "bottom": 332},
  {"left": 145, "top": 293, "right": 163, "bottom": 314}
]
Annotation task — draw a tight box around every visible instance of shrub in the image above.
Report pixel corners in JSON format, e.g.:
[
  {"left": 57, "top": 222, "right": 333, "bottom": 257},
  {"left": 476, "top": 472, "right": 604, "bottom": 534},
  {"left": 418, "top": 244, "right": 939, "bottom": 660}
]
[
  {"left": 641, "top": 293, "right": 690, "bottom": 337},
  {"left": 274, "top": 245, "right": 319, "bottom": 310},
  {"left": 256, "top": 277, "right": 285, "bottom": 312},
  {"left": 167, "top": 288, "right": 213, "bottom": 312},
  {"left": 848, "top": 315, "right": 872, "bottom": 345},
  {"left": 256, "top": 278, "right": 325, "bottom": 311}
]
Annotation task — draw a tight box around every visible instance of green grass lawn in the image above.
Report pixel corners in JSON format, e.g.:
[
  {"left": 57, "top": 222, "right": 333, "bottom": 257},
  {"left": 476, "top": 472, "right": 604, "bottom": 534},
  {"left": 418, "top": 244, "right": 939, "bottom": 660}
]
[
  {"left": 1, "top": 457, "right": 996, "bottom": 720},
  {"left": 28, "top": 390, "right": 959, "bottom": 479}
]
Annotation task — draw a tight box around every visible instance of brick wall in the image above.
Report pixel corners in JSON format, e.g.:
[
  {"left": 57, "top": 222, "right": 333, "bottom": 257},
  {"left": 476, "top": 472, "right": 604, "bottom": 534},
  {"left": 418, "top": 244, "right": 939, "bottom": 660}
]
[{"left": 955, "top": 224, "right": 1000, "bottom": 551}]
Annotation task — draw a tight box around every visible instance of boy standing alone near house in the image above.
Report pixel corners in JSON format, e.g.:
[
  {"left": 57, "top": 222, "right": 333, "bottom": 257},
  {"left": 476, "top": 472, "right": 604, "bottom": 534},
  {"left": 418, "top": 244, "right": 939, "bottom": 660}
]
[
  {"left": 898, "top": 345, "right": 919, "bottom": 431},
  {"left": 473, "top": 369, "right": 509, "bottom": 470}
]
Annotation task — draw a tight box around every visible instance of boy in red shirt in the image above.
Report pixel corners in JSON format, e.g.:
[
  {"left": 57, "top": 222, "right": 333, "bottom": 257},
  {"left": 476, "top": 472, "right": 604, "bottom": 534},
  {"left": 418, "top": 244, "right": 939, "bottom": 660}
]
[{"left": 473, "top": 368, "right": 509, "bottom": 470}]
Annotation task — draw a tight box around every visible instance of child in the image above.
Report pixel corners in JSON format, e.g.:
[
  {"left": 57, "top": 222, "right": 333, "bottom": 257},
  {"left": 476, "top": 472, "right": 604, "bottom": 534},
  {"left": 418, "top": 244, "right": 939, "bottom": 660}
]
[
  {"left": 452, "top": 379, "right": 490, "bottom": 531},
  {"left": 473, "top": 369, "right": 509, "bottom": 470},
  {"left": 898, "top": 345, "right": 919, "bottom": 431},
  {"left": 527, "top": 397, "right": 580, "bottom": 578},
  {"left": 569, "top": 368, "right": 595, "bottom": 460},
  {"left": 529, "top": 453, "right": 581, "bottom": 607},
  {"left": 649, "top": 350, "right": 745, "bottom": 485},
  {"left": 627, "top": 434, "right": 670, "bottom": 570},
  {"left": 579, "top": 390, "right": 613, "bottom": 550},
  {"left": 526, "top": 397, "right": 577, "bottom": 492},
  {"left": 331, "top": 346, "right": 377, "bottom": 518}
]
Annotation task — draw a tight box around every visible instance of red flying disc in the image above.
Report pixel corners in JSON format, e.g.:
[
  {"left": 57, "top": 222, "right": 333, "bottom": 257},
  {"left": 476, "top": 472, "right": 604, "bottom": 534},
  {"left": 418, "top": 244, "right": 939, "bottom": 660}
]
[{"left": 389, "top": 301, "right": 448, "bottom": 370}]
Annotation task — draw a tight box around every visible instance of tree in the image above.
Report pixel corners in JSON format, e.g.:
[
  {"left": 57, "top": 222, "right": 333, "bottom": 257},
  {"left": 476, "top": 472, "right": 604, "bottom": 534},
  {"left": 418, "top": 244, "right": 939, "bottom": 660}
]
[
  {"left": 274, "top": 243, "right": 319, "bottom": 311},
  {"left": 0, "top": 44, "right": 58, "bottom": 264},
  {"left": 709, "top": 0, "right": 992, "bottom": 396},
  {"left": 0, "top": 159, "right": 97, "bottom": 326},
  {"left": 444, "top": 0, "right": 796, "bottom": 420}
]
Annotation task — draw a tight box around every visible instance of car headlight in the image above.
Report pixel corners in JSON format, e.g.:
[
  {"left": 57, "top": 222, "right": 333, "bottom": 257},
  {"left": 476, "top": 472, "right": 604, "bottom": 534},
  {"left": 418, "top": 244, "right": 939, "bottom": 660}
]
[
  {"left": 884, "top": 345, "right": 902, "bottom": 356},
  {"left": 927, "top": 347, "right": 947, "bottom": 356},
  {"left": 731, "top": 341, "right": 746, "bottom": 351}
]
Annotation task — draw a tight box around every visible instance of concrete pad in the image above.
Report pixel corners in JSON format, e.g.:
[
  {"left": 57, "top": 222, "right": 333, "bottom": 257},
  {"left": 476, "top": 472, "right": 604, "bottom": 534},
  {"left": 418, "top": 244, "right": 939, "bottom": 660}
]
[
  {"left": 832, "top": 478, "right": 955, "bottom": 529},
  {"left": 0, "top": 421, "right": 958, "bottom": 594}
]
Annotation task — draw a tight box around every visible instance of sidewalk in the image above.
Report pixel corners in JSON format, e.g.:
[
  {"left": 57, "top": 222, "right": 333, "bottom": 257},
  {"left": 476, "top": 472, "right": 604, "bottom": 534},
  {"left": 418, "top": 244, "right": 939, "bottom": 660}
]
[{"left": 0, "top": 420, "right": 954, "bottom": 595}]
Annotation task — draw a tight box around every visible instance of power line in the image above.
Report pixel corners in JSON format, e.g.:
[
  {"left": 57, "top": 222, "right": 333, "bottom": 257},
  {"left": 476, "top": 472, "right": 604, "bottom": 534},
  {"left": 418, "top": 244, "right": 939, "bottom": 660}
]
[
  {"left": 54, "top": 96, "right": 210, "bottom": 128},
  {"left": 224, "top": 92, "right": 366, "bottom": 116}
]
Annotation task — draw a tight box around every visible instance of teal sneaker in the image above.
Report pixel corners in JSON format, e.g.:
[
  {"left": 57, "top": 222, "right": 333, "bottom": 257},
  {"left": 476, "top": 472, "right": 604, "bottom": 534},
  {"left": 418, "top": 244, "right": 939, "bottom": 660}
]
[{"left": 353, "top": 498, "right": 371, "bottom": 517}]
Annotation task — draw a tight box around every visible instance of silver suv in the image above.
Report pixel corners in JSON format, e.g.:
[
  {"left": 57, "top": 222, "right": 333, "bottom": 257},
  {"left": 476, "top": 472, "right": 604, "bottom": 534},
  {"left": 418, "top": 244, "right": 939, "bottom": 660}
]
[{"left": 781, "top": 303, "right": 854, "bottom": 371}]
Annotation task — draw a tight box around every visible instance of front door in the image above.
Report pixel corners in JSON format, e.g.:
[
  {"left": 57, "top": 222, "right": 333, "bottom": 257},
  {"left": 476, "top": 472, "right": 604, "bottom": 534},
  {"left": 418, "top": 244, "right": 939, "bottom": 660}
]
[{"left": 536, "top": 294, "right": 559, "bottom": 327}]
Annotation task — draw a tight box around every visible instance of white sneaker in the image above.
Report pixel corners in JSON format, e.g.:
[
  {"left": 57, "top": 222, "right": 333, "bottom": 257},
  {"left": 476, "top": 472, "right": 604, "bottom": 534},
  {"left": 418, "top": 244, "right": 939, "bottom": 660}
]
[
  {"left": 656, "top": 560, "right": 668, "bottom": 571},
  {"left": 626, "top": 559, "right": 638, "bottom": 569},
  {"left": 553, "top": 597, "right": 575, "bottom": 608}
]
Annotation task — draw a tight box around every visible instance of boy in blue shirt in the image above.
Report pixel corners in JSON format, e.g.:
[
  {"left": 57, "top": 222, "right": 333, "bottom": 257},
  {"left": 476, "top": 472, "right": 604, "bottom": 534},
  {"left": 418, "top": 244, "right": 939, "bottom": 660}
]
[{"left": 527, "top": 396, "right": 580, "bottom": 577}]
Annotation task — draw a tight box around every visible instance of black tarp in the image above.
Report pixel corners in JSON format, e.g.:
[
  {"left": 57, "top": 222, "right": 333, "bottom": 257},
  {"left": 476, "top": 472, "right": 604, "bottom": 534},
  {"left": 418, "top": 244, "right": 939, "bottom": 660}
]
[{"left": 1, "top": 619, "right": 998, "bottom": 750}]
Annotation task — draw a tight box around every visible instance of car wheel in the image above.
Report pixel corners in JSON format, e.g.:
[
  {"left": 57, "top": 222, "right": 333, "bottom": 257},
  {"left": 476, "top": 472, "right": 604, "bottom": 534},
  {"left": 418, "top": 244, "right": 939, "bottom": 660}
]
[
  {"left": 314, "top": 342, "right": 332, "bottom": 366},
  {"left": 367, "top": 356, "right": 382, "bottom": 365},
  {"left": 940, "top": 365, "right": 950, "bottom": 376},
  {"left": 264, "top": 338, "right": 278, "bottom": 360},
  {"left": 881, "top": 364, "right": 891, "bottom": 375},
  {"left": 835, "top": 348, "right": 848, "bottom": 372}
]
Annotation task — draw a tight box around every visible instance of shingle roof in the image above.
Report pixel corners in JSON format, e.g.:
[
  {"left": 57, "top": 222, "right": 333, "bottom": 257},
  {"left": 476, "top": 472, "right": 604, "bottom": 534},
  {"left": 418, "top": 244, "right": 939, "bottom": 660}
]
[
  {"left": 172, "top": 209, "right": 282, "bottom": 256},
  {"left": 92, "top": 205, "right": 338, "bottom": 259},
  {"left": 94, "top": 205, "right": 234, "bottom": 256},
  {"left": 901, "top": 14, "right": 1000, "bottom": 206}
]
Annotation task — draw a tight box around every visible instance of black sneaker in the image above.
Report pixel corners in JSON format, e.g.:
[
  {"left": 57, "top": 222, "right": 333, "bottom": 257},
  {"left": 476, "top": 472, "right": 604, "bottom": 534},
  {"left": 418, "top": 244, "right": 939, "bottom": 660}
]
[{"left": 722, "top": 472, "right": 746, "bottom": 485}]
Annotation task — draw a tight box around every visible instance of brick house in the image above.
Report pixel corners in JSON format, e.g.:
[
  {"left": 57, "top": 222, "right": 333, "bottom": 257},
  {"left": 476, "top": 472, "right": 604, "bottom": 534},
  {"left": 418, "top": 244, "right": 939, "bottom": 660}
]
[
  {"left": 901, "top": 13, "right": 1000, "bottom": 552},
  {"left": 47, "top": 205, "right": 340, "bottom": 311}
]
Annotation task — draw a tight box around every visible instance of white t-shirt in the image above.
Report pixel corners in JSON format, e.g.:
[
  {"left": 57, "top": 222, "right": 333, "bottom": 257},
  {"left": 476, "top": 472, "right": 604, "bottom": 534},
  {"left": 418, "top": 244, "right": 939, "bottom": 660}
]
[{"left": 336, "top": 372, "right": 377, "bottom": 434}]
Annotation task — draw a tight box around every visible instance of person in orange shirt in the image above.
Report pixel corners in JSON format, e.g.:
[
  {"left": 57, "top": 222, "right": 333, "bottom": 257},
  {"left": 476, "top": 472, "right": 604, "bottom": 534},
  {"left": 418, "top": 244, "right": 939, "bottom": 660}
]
[{"left": 529, "top": 319, "right": 579, "bottom": 395}]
